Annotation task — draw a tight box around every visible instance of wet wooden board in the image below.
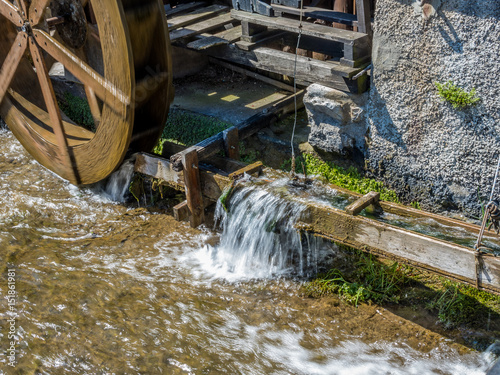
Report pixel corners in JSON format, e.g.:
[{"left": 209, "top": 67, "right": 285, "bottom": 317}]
[{"left": 298, "top": 202, "right": 500, "bottom": 295}]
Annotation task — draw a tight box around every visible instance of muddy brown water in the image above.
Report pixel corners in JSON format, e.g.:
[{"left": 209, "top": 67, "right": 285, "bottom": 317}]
[{"left": 0, "top": 128, "right": 496, "bottom": 374}]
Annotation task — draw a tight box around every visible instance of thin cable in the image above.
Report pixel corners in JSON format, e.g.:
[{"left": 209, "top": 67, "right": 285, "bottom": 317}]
[
  {"left": 475, "top": 154, "right": 500, "bottom": 251},
  {"left": 290, "top": 1, "right": 305, "bottom": 177}
]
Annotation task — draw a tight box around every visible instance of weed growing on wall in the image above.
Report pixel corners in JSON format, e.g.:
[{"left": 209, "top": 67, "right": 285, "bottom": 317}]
[{"left": 435, "top": 81, "right": 480, "bottom": 109}]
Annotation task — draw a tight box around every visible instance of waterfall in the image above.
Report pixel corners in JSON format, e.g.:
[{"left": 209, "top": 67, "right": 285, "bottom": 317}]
[
  {"left": 197, "top": 178, "right": 333, "bottom": 280},
  {"left": 101, "top": 156, "right": 136, "bottom": 202}
]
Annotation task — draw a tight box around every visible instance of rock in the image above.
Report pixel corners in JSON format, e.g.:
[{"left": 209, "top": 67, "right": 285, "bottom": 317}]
[
  {"left": 304, "top": 84, "right": 368, "bottom": 156},
  {"left": 0, "top": 117, "right": 6, "bottom": 129}
]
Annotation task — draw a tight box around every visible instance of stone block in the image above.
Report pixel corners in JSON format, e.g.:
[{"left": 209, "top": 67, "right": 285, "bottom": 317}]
[{"left": 304, "top": 83, "right": 368, "bottom": 156}]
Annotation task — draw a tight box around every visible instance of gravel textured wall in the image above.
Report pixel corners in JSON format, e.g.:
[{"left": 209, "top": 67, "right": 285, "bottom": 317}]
[{"left": 365, "top": 0, "right": 500, "bottom": 217}]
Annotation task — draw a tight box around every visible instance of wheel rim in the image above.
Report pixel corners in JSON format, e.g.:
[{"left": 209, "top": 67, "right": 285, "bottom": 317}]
[{"left": 0, "top": 0, "right": 172, "bottom": 185}]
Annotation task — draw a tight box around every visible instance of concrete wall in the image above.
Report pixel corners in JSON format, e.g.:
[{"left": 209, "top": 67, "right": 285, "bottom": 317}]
[{"left": 365, "top": 0, "right": 500, "bottom": 217}]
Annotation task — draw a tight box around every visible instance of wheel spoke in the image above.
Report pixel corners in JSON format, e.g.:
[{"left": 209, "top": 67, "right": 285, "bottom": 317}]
[
  {"left": 33, "top": 29, "right": 130, "bottom": 114},
  {"left": 28, "top": 36, "right": 79, "bottom": 184},
  {"left": 0, "top": 0, "right": 23, "bottom": 26},
  {"left": 28, "top": 0, "right": 49, "bottom": 26},
  {"left": 0, "top": 32, "right": 28, "bottom": 105},
  {"left": 14, "top": 0, "right": 27, "bottom": 18}
]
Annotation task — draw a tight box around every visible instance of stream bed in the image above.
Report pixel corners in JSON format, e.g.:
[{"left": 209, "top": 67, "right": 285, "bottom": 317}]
[{"left": 0, "top": 128, "right": 497, "bottom": 374}]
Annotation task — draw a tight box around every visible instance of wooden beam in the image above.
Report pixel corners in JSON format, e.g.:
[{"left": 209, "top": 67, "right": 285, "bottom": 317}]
[
  {"left": 182, "top": 150, "right": 205, "bottom": 227},
  {"left": 271, "top": 4, "right": 358, "bottom": 27},
  {"left": 231, "top": 10, "right": 368, "bottom": 45},
  {"left": 170, "top": 90, "right": 305, "bottom": 172},
  {"left": 207, "top": 45, "right": 365, "bottom": 93},
  {"left": 345, "top": 191, "right": 380, "bottom": 215}
]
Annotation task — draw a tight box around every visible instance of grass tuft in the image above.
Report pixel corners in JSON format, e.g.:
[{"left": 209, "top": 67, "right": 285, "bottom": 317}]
[{"left": 435, "top": 81, "right": 480, "bottom": 109}]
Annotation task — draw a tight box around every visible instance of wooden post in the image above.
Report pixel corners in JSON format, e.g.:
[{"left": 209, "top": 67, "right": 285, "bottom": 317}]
[
  {"left": 173, "top": 200, "right": 189, "bottom": 222},
  {"left": 355, "top": 0, "right": 371, "bottom": 35},
  {"left": 182, "top": 150, "right": 205, "bottom": 228},
  {"left": 223, "top": 127, "right": 240, "bottom": 160},
  {"left": 345, "top": 191, "right": 380, "bottom": 215}
]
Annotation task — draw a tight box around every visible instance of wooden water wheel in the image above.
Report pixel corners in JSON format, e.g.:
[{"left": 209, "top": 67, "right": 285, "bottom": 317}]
[{"left": 0, "top": 0, "right": 173, "bottom": 185}]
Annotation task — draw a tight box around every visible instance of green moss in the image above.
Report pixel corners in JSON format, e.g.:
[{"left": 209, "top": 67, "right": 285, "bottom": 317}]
[
  {"left": 58, "top": 92, "right": 95, "bottom": 132},
  {"left": 282, "top": 154, "right": 400, "bottom": 203},
  {"left": 158, "top": 109, "right": 232, "bottom": 148},
  {"left": 435, "top": 81, "right": 480, "bottom": 109}
]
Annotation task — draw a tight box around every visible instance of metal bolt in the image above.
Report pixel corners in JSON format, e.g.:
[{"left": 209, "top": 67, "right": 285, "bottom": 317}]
[{"left": 192, "top": 164, "right": 198, "bottom": 169}]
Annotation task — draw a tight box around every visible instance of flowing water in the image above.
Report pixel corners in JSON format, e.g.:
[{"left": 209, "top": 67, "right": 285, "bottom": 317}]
[{"left": 0, "top": 128, "right": 497, "bottom": 374}]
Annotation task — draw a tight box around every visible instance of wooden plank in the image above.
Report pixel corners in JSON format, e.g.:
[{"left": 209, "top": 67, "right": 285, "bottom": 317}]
[
  {"left": 170, "top": 13, "right": 235, "bottom": 42},
  {"left": 355, "top": 0, "right": 372, "bottom": 35},
  {"left": 231, "top": 10, "right": 368, "bottom": 45},
  {"left": 223, "top": 127, "right": 240, "bottom": 160},
  {"left": 135, "top": 153, "right": 184, "bottom": 188},
  {"left": 186, "top": 25, "right": 242, "bottom": 50},
  {"left": 165, "top": 2, "right": 206, "bottom": 17},
  {"left": 205, "top": 45, "right": 365, "bottom": 93},
  {"left": 182, "top": 150, "right": 205, "bottom": 228},
  {"left": 271, "top": 4, "right": 358, "bottom": 26},
  {"left": 170, "top": 90, "right": 305, "bottom": 172},
  {"left": 299, "top": 204, "right": 500, "bottom": 295},
  {"left": 167, "top": 5, "right": 228, "bottom": 31},
  {"left": 345, "top": 191, "right": 380, "bottom": 215},
  {"left": 208, "top": 57, "right": 295, "bottom": 92},
  {"left": 228, "top": 162, "right": 263, "bottom": 180}
]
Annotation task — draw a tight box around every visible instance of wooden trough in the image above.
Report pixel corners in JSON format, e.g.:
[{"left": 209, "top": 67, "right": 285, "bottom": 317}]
[{"left": 135, "top": 145, "right": 500, "bottom": 294}]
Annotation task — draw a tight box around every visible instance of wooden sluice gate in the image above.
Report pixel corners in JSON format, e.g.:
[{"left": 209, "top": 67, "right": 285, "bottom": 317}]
[{"left": 136, "top": 141, "right": 500, "bottom": 295}]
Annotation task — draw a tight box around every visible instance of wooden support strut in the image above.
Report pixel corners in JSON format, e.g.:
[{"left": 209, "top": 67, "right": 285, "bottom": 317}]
[
  {"left": 345, "top": 191, "right": 380, "bottom": 216},
  {"left": 223, "top": 127, "right": 240, "bottom": 160},
  {"left": 182, "top": 150, "right": 205, "bottom": 228}
]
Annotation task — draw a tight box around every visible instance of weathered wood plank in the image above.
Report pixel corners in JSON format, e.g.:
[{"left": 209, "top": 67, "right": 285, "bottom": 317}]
[
  {"left": 206, "top": 45, "right": 365, "bottom": 93},
  {"left": 231, "top": 10, "right": 368, "bottom": 45},
  {"left": 299, "top": 204, "right": 500, "bottom": 295},
  {"left": 167, "top": 5, "right": 228, "bottom": 31},
  {"left": 170, "top": 13, "right": 234, "bottom": 42},
  {"left": 182, "top": 150, "right": 205, "bottom": 227},
  {"left": 345, "top": 191, "right": 380, "bottom": 215}
]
